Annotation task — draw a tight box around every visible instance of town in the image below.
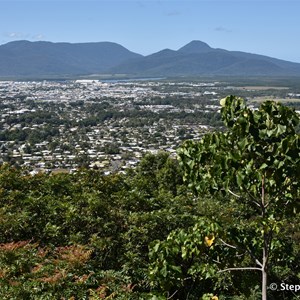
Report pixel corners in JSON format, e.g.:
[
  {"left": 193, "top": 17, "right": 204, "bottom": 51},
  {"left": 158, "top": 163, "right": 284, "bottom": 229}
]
[{"left": 0, "top": 79, "right": 299, "bottom": 174}]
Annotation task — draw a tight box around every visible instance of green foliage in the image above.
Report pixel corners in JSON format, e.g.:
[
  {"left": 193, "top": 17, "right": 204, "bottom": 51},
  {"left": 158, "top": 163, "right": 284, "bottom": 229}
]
[
  {"left": 0, "top": 97, "right": 299, "bottom": 299},
  {"left": 179, "top": 96, "right": 300, "bottom": 201},
  {"left": 149, "top": 218, "right": 220, "bottom": 299},
  {"left": 0, "top": 153, "right": 197, "bottom": 299},
  {"left": 178, "top": 96, "right": 300, "bottom": 299}
]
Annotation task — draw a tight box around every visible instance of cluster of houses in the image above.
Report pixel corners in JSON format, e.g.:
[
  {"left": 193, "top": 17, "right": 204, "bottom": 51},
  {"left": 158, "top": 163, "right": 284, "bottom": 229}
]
[{"left": 0, "top": 79, "right": 223, "bottom": 174}]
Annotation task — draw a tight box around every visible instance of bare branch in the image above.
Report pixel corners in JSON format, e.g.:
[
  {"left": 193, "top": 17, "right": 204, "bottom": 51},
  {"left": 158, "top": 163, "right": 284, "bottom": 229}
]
[
  {"left": 245, "top": 189, "right": 261, "bottom": 208},
  {"left": 218, "top": 267, "right": 262, "bottom": 273},
  {"left": 167, "top": 290, "right": 178, "bottom": 299},
  {"left": 255, "top": 259, "right": 263, "bottom": 268},
  {"left": 245, "top": 246, "right": 263, "bottom": 268},
  {"left": 219, "top": 238, "right": 237, "bottom": 249},
  {"left": 228, "top": 188, "right": 261, "bottom": 208},
  {"left": 212, "top": 259, "right": 221, "bottom": 264},
  {"left": 252, "top": 200, "right": 262, "bottom": 208},
  {"left": 265, "top": 229, "right": 273, "bottom": 266},
  {"left": 228, "top": 189, "right": 241, "bottom": 198},
  {"left": 236, "top": 251, "right": 247, "bottom": 258},
  {"left": 219, "top": 238, "right": 263, "bottom": 268}
]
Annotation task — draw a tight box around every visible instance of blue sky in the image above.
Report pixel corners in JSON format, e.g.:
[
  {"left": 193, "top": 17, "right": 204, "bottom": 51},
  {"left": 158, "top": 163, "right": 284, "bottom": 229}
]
[{"left": 1, "top": 0, "right": 300, "bottom": 63}]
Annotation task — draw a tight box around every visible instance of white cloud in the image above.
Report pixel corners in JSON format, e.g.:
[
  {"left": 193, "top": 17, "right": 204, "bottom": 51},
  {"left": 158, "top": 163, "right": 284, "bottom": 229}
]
[
  {"left": 33, "top": 34, "right": 45, "bottom": 40},
  {"left": 5, "top": 32, "right": 28, "bottom": 39},
  {"left": 3, "top": 32, "right": 45, "bottom": 41}
]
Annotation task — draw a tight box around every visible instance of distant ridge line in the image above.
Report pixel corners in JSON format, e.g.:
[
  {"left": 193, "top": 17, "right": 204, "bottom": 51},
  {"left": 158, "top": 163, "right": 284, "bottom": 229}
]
[{"left": 1, "top": 40, "right": 300, "bottom": 78}]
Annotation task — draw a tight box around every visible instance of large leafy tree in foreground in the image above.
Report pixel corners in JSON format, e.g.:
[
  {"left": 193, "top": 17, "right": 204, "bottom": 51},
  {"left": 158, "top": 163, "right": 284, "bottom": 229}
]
[{"left": 177, "top": 96, "right": 300, "bottom": 300}]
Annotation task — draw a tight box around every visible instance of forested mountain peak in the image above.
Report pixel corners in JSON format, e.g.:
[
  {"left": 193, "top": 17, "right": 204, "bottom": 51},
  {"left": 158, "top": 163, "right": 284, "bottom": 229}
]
[
  {"left": 1, "top": 39, "right": 300, "bottom": 77},
  {"left": 178, "top": 40, "right": 212, "bottom": 54}
]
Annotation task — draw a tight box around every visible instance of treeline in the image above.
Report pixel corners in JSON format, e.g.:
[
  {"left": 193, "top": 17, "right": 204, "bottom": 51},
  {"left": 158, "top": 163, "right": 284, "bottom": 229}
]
[
  {"left": 0, "top": 152, "right": 298, "bottom": 299},
  {"left": 0, "top": 153, "right": 197, "bottom": 299}
]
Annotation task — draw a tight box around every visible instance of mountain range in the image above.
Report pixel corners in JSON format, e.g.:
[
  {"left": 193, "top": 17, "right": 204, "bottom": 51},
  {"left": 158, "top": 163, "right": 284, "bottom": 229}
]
[{"left": 1, "top": 40, "right": 300, "bottom": 78}]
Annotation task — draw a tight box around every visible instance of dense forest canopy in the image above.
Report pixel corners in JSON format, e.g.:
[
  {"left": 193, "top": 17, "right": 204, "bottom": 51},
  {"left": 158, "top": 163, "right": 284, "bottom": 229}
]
[{"left": 0, "top": 97, "right": 299, "bottom": 299}]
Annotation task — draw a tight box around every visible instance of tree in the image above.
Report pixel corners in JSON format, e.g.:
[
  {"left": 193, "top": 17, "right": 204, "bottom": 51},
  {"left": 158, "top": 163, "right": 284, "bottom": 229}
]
[
  {"left": 177, "top": 96, "right": 300, "bottom": 300},
  {"left": 0, "top": 154, "right": 199, "bottom": 299},
  {"left": 149, "top": 218, "right": 221, "bottom": 299}
]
